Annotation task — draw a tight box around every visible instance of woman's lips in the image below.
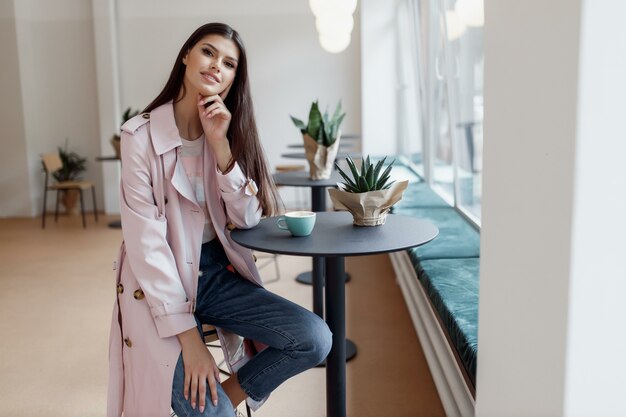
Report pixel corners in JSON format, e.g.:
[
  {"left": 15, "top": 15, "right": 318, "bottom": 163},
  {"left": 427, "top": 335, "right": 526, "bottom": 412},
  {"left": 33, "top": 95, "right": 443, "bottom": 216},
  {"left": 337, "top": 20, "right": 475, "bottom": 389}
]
[{"left": 201, "top": 72, "right": 220, "bottom": 84}]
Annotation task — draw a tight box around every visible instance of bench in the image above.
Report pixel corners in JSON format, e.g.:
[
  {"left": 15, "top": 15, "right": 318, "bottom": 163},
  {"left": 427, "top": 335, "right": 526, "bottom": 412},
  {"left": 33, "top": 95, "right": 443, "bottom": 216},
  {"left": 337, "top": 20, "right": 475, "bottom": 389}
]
[{"left": 386, "top": 167, "right": 480, "bottom": 417}]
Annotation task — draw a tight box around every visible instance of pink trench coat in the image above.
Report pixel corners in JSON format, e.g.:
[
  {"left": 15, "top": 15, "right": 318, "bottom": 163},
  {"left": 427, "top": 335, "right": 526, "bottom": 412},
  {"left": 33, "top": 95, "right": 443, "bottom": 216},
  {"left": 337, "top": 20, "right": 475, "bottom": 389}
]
[{"left": 108, "top": 103, "right": 266, "bottom": 417}]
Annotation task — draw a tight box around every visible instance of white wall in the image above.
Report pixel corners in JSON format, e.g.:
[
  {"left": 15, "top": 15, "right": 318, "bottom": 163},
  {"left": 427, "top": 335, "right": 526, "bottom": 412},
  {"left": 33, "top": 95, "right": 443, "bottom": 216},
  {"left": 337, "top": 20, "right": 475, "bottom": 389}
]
[
  {"left": 0, "top": 0, "right": 104, "bottom": 217},
  {"left": 477, "top": 0, "right": 626, "bottom": 416},
  {"left": 0, "top": 0, "right": 30, "bottom": 217}
]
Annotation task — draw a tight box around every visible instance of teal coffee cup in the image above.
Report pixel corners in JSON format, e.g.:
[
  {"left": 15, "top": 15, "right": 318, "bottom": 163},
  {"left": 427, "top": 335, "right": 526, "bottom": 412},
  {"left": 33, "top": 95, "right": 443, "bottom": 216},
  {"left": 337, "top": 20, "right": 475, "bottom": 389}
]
[{"left": 276, "top": 211, "right": 316, "bottom": 237}]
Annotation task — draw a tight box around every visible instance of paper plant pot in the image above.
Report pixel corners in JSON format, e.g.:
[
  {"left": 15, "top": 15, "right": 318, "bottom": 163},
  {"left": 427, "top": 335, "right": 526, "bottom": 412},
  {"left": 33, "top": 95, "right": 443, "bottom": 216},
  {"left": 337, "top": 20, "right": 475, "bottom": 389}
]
[
  {"left": 303, "top": 133, "right": 341, "bottom": 180},
  {"left": 328, "top": 180, "right": 409, "bottom": 226}
]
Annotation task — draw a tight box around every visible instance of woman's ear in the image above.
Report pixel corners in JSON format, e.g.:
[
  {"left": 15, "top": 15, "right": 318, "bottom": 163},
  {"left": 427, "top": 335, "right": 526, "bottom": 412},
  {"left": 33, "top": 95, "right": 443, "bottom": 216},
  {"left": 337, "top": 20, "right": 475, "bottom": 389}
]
[{"left": 182, "top": 49, "right": 190, "bottom": 66}]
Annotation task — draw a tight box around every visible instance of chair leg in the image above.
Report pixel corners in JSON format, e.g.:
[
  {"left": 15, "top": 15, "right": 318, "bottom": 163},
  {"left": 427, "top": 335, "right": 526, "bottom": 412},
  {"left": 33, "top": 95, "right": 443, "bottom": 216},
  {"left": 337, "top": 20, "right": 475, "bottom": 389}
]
[
  {"left": 79, "top": 189, "right": 86, "bottom": 228},
  {"left": 91, "top": 186, "right": 99, "bottom": 223},
  {"left": 54, "top": 191, "right": 61, "bottom": 223},
  {"left": 41, "top": 189, "right": 47, "bottom": 229}
]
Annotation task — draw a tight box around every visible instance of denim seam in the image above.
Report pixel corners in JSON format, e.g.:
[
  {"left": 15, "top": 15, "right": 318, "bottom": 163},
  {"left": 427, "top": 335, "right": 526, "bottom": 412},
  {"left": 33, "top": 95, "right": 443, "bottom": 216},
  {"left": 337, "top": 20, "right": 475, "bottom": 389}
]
[{"left": 172, "top": 389, "right": 192, "bottom": 417}]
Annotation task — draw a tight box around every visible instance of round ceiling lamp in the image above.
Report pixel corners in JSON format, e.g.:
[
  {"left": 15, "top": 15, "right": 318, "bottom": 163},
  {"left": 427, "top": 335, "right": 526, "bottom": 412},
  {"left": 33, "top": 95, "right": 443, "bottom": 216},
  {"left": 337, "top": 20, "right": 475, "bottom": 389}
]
[
  {"left": 310, "top": 0, "right": 357, "bottom": 54},
  {"left": 319, "top": 32, "right": 352, "bottom": 54},
  {"left": 316, "top": 14, "right": 354, "bottom": 36},
  {"left": 310, "top": 0, "right": 357, "bottom": 17}
]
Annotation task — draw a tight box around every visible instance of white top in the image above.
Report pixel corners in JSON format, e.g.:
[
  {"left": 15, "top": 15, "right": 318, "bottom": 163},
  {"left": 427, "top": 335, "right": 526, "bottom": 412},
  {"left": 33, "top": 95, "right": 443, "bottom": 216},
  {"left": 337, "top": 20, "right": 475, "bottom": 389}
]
[{"left": 180, "top": 136, "right": 216, "bottom": 243}]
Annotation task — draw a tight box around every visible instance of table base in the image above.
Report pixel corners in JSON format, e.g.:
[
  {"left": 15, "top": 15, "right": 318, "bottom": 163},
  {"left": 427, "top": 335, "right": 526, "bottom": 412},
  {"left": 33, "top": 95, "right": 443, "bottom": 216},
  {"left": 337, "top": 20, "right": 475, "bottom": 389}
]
[{"left": 295, "top": 271, "right": 351, "bottom": 285}]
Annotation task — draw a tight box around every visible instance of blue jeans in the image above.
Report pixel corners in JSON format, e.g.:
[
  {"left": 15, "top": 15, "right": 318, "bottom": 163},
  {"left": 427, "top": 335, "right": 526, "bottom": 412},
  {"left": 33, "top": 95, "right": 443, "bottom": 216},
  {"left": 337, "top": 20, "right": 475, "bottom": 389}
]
[{"left": 171, "top": 239, "right": 332, "bottom": 416}]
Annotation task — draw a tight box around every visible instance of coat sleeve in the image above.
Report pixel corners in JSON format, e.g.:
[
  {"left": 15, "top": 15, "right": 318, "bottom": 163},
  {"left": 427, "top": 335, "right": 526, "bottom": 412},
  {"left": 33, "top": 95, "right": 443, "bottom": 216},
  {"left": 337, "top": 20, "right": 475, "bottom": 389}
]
[
  {"left": 120, "top": 127, "right": 196, "bottom": 339},
  {"left": 216, "top": 162, "right": 262, "bottom": 229}
]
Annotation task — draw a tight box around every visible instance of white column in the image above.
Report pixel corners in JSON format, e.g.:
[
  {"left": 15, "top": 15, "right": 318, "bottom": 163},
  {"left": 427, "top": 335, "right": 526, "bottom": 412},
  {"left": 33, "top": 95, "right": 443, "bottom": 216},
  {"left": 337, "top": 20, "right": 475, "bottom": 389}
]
[
  {"left": 360, "top": 0, "right": 398, "bottom": 157},
  {"left": 564, "top": 0, "right": 626, "bottom": 415},
  {"left": 92, "top": 0, "right": 122, "bottom": 214},
  {"left": 477, "top": 0, "right": 626, "bottom": 416}
]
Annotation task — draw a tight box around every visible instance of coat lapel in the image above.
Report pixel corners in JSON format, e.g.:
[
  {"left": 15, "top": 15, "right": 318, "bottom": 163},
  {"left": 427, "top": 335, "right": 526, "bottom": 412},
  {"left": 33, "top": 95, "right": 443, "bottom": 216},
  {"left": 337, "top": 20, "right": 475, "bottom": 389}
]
[{"left": 149, "top": 102, "right": 199, "bottom": 208}]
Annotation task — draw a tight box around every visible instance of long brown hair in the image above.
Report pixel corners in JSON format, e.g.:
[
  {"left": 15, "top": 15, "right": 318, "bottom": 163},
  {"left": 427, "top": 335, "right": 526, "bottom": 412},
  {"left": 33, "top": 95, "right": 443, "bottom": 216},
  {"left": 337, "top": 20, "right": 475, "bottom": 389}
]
[{"left": 144, "top": 23, "right": 281, "bottom": 216}]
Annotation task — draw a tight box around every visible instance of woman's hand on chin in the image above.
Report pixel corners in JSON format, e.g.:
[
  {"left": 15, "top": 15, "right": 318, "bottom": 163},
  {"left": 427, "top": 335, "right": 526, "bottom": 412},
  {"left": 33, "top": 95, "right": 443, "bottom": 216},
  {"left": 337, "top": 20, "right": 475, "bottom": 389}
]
[
  {"left": 198, "top": 93, "right": 233, "bottom": 172},
  {"left": 197, "top": 93, "right": 231, "bottom": 146}
]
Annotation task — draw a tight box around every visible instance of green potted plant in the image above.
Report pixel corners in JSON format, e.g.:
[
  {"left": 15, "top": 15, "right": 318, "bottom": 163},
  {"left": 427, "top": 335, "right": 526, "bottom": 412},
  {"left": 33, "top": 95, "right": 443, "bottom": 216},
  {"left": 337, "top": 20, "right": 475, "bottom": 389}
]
[
  {"left": 290, "top": 100, "right": 345, "bottom": 179},
  {"left": 111, "top": 107, "right": 140, "bottom": 158},
  {"left": 328, "top": 155, "right": 408, "bottom": 226},
  {"left": 55, "top": 139, "right": 88, "bottom": 213}
]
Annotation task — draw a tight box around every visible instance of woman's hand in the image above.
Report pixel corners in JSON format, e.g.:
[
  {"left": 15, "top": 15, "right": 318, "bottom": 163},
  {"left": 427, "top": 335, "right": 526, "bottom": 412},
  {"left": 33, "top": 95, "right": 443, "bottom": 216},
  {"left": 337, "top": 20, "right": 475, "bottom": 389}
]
[
  {"left": 177, "top": 327, "right": 222, "bottom": 413},
  {"left": 197, "top": 93, "right": 234, "bottom": 173}
]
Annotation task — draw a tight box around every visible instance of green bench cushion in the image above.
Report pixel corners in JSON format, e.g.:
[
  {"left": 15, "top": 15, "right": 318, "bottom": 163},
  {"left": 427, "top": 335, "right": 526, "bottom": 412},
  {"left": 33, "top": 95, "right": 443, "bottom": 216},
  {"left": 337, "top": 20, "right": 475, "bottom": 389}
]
[
  {"left": 394, "top": 207, "right": 480, "bottom": 260},
  {"left": 416, "top": 258, "right": 480, "bottom": 384},
  {"left": 393, "top": 182, "right": 450, "bottom": 209}
]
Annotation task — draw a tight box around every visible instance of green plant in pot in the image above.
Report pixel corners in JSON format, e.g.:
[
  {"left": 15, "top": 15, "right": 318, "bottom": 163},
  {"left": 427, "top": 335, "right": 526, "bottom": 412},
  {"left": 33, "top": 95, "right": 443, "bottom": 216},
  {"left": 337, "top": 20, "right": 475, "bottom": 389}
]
[
  {"left": 55, "top": 139, "right": 87, "bottom": 214},
  {"left": 328, "top": 155, "right": 408, "bottom": 226},
  {"left": 290, "top": 100, "right": 345, "bottom": 180},
  {"left": 111, "top": 107, "right": 140, "bottom": 158}
]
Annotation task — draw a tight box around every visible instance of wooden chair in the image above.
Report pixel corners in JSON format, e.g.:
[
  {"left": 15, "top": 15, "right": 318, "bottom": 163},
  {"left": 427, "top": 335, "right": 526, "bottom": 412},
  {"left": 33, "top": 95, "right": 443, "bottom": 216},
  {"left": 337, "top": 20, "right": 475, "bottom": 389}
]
[{"left": 41, "top": 153, "right": 98, "bottom": 229}]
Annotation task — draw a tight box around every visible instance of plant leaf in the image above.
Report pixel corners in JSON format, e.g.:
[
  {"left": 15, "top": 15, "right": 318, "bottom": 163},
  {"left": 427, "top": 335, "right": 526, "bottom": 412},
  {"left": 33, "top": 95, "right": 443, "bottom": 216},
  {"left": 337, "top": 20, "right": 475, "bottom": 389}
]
[
  {"left": 382, "top": 180, "right": 396, "bottom": 190},
  {"left": 361, "top": 155, "right": 371, "bottom": 177},
  {"left": 307, "top": 101, "right": 322, "bottom": 139},
  {"left": 358, "top": 176, "right": 370, "bottom": 192},
  {"left": 335, "top": 163, "right": 357, "bottom": 188},
  {"left": 331, "top": 101, "right": 343, "bottom": 124},
  {"left": 365, "top": 163, "right": 374, "bottom": 189},
  {"left": 372, "top": 157, "right": 387, "bottom": 184},
  {"left": 346, "top": 155, "right": 360, "bottom": 182},
  {"left": 290, "top": 115, "right": 307, "bottom": 133}
]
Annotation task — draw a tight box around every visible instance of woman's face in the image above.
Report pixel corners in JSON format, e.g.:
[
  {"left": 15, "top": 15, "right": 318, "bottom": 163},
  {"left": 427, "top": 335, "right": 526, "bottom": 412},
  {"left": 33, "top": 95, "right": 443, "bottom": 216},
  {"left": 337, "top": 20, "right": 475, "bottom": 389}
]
[{"left": 182, "top": 34, "right": 240, "bottom": 99}]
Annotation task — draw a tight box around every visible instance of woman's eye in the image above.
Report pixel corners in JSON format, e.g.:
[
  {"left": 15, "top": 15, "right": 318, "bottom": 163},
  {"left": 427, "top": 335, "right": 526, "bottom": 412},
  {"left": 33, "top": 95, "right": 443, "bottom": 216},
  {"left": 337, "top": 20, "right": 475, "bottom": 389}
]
[
  {"left": 225, "top": 62, "right": 235, "bottom": 69},
  {"left": 202, "top": 48, "right": 213, "bottom": 56}
]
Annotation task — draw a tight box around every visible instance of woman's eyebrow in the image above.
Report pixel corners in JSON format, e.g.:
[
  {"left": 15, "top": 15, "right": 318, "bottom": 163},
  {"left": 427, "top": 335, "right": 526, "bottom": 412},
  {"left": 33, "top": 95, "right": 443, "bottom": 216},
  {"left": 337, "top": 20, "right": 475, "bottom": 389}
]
[{"left": 201, "top": 42, "right": 238, "bottom": 63}]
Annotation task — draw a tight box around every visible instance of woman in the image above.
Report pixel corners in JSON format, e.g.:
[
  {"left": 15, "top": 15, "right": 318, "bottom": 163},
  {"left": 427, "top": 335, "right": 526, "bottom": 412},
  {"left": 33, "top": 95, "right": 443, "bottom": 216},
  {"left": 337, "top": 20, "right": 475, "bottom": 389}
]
[{"left": 108, "top": 23, "right": 332, "bottom": 417}]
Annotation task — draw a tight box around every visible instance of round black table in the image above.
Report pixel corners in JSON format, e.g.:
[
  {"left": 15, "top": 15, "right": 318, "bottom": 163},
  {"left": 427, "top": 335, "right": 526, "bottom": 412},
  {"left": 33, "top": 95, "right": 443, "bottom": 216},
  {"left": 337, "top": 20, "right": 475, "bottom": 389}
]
[
  {"left": 231, "top": 212, "right": 438, "bottom": 417},
  {"left": 95, "top": 156, "right": 122, "bottom": 229}
]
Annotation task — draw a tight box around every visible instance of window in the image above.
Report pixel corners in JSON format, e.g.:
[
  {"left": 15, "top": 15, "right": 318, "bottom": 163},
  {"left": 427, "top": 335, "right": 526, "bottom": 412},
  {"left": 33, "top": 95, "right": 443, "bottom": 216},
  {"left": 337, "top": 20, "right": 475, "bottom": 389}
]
[{"left": 396, "top": 0, "right": 484, "bottom": 225}]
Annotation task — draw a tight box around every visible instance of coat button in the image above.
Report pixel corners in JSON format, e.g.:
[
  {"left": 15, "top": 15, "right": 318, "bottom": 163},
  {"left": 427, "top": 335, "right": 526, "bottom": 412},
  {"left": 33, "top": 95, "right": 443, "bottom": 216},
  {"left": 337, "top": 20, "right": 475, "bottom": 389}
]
[
  {"left": 124, "top": 337, "right": 132, "bottom": 348},
  {"left": 226, "top": 222, "right": 236, "bottom": 231},
  {"left": 142, "top": 113, "right": 150, "bottom": 119},
  {"left": 133, "top": 289, "right": 145, "bottom": 300},
  {"left": 117, "top": 284, "right": 124, "bottom": 294}
]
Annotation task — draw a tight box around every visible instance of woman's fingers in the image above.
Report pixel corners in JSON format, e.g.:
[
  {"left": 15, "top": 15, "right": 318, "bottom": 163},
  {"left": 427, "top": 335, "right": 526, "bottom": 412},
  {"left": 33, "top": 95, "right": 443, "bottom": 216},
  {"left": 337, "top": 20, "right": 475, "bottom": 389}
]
[
  {"left": 207, "top": 370, "right": 219, "bottom": 407},
  {"left": 198, "top": 93, "right": 223, "bottom": 108},
  {"left": 198, "top": 374, "right": 207, "bottom": 412},
  {"left": 190, "top": 372, "right": 198, "bottom": 409},
  {"left": 184, "top": 369, "right": 191, "bottom": 401}
]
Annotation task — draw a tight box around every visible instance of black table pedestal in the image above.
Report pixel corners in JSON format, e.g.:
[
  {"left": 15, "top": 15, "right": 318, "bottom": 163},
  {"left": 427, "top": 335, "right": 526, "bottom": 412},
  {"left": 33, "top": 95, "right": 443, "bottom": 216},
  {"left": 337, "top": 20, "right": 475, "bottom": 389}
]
[{"left": 326, "top": 256, "right": 346, "bottom": 417}]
